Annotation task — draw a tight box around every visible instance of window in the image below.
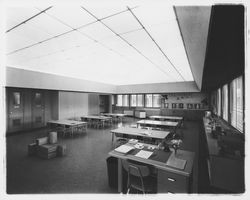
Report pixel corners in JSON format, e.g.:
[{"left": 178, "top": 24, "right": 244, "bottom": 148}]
[
  {"left": 117, "top": 95, "right": 122, "bottom": 106},
  {"left": 145, "top": 94, "right": 153, "bottom": 107},
  {"left": 112, "top": 95, "right": 115, "bottom": 105},
  {"left": 222, "top": 84, "right": 228, "bottom": 121},
  {"left": 130, "top": 95, "right": 137, "bottom": 107},
  {"left": 217, "top": 88, "right": 221, "bottom": 116},
  {"left": 137, "top": 94, "right": 144, "bottom": 107},
  {"left": 123, "top": 95, "right": 129, "bottom": 107},
  {"left": 230, "top": 76, "right": 243, "bottom": 132},
  {"left": 13, "top": 92, "right": 21, "bottom": 108},
  {"left": 34, "top": 92, "right": 42, "bottom": 107},
  {"left": 152, "top": 94, "right": 161, "bottom": 107}
]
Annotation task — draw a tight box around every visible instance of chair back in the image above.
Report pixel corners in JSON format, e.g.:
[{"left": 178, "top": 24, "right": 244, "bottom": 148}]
[{"left": 122, "top": 160, "right": 150, "bottom": 177}]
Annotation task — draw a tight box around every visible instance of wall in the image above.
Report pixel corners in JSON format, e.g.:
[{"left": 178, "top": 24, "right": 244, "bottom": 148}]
[
  {"left": 116, "top": 81, "right": 200, "bottom": 94},
  {"left": 58, "top": 91, "right": 88, "bottom": 120},
  {"left": 6, "top": 67, "right": 116, "bottom": 94},
  {"left": 88, "top": 94, "right": 99, "bottom": 115}
]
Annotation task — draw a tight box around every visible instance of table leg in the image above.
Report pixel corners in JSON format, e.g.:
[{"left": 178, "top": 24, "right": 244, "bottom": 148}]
[{"left": 117, "top": 158, "right": 123, "bottom": 193}]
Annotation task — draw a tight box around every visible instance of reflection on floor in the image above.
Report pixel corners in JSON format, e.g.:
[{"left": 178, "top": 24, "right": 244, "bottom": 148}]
[{"left": 6, "top": 117, "right": 203, "bottom": 194}]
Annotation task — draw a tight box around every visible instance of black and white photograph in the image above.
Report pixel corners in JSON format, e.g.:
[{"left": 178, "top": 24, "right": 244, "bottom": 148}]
[{"left": 0, "top": 0, "right": 248, "bottom": 199}]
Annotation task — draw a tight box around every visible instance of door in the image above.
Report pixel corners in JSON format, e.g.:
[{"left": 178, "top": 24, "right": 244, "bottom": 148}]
[
  {"left": 31, "top": 90, "right": 45, "bottom": 128},
  {"left": 99, "top": 95, "right": 109, "bottom": 113},
  {"left": 7, "top": 88, "right": 24, "bottom": 132}
]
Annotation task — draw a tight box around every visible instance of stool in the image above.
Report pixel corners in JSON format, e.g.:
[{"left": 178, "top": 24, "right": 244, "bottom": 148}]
[{"left": 57, "top": 144, "right": 66, "bottom": 157}]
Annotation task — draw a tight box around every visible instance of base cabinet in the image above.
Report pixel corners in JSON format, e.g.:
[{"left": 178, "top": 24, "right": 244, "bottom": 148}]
[{"left": 157, "top": 169, "right": 190, "bottom": 193}]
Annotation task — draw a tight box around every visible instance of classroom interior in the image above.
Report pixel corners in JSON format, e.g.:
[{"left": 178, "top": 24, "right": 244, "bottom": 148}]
[{"left": 3, "top": 3, "right": 245, "bottom": 195}]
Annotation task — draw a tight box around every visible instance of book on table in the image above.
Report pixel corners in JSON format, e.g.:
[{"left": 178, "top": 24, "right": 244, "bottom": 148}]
[{"left": 114, "top": 144, "right": 135, "bottom": 154}]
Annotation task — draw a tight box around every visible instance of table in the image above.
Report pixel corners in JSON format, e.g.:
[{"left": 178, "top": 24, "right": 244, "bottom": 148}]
[
  {"left": 81, "top": 115, "right": 112, "bottom": 128},
  {"left": 136, "top": 120, "right": 179, "bottom": 130},
  {"left": 47, "top": 120, "right": 87, "bottom": 136},
  {"left": 111, "top": 127, "right": 171, "bottom": 145},
  {"left": 102, "top": 113, "right": 127, "bottom": 122},
  {"left": 149, "top": 115, "right": 183, "bottom": 123},
  {"left": 108, "top": 142, "right": 195, "bottom": 193}
]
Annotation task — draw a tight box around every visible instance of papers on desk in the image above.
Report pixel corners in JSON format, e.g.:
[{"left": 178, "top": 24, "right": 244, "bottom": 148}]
[
  {"left": 114, "top": 145, "right": 135, "bottom": 154},
  {"left": 135, "top": 150, "right": 153, "bottom": 159},
  {"left": 166, "top": 152, "right": 187, "bottom": 170}
]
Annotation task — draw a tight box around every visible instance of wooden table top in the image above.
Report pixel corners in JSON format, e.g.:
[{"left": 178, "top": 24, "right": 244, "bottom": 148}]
[
  {"left": 109, "top": 143, "right": 195, "bottom": 177},
  {"left": 136, "top": 120, "right": 179, "bottom": 127},
  {"left": 81, "top": 115, "right": 112, "bottom": 120},
  {"left": 149, "top": 115, "right": 183, "bottom": 120},
  {"left": 103, "top": 113, "right": 127, "bottom": 117},
  {"left": 47, "top": 120, "right": 87, "bottom": 126},
  {"left": 111, "top": 127, "right": 171, "bottom": 139}
]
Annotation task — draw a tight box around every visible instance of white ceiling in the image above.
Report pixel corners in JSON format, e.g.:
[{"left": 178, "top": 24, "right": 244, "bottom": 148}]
[{"left": 5, "top": 3, "right": 195, "bottom": 85}]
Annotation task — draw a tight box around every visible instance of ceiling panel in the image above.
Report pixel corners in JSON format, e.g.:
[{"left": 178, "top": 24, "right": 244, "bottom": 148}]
[
  {"left": 102, "top": 11, "right": 141, "bottom": 34},
  {"left": 46, "top": 6, "right": 96, "bottom": 29},
  {"left": 27, "top": 12, "right": 72, "bottom": 36},
  {"left": 78, "top": 22, "right": 116, "bottom": 41}
]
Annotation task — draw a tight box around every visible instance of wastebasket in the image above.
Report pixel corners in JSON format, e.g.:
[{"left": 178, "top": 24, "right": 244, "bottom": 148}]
[{"left": 106, "top": 156, "right": 118, "bottom": 189}]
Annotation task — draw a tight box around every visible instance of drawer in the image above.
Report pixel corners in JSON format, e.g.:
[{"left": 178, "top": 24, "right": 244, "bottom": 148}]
[{"left": 157, "top": 169, "right": 189, "bottom": 193}]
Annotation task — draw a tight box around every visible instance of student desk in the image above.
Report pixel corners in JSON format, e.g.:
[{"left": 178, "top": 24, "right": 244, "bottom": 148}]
[
  {"left": 81, "top": 115, "right": 112, "bottom": 128},
  {"left": 47, "top": 120, "right": 87, "bottom": 136},
  {"left": 109, "top": 143, "right": 195, "bottom": 193},
  {"left": 110, "top": 127, "right": 171, "bottom": 145},
  {"left": 149, "top": 116, "right": 184, "bottom": 126},
  {"left": 102, "top": 113, "right": 127, "bottom": 122},
  {"left": 136, "top": 120, "right": 179, "bottom": 131}
]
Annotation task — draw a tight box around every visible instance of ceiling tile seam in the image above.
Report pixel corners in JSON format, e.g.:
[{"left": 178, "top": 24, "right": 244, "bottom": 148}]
[
  {"left": 127, "top": 6, "right": 186, "bottom": 81},
  {"left": 6, "top": 6, "right": 53, "bottom": 33},
  {"left": 81, "top": 6, "right": 176, "bottom": 82}
]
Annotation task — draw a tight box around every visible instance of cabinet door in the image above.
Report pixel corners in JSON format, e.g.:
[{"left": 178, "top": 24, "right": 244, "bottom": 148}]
[
  {"left": 31, "top": 90, "right": 45, "bottom": 128},
  {"left": 7, "top": 89, "right": 24, "bottom": 132}
]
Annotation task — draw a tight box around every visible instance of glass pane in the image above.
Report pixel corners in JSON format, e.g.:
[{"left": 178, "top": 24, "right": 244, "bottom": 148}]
[
  {"left": 236, "top": 76, "right": 243, "bottom": 132},
  {"left": 217, "top": 88, "right": 221, "bottom": 116},
  {"left": 112, "top": 95, "right": 115, "bottom": 105},
  {"left": 152, "top": 94, "right": 161, "bottom": 107},
  {"left": 145, "top": 94, "right": 152, "bottom": 107},
  {"left": 137, "top": 94, "right": 144, "bottom": 107},
  {"left": 130, "top": 95, "right": 137, "bottom": 107},
  {"left": 123, "top": 95, "right": 129, "bottom": 107},
  {"left": 13, "top": 92, "right": 20, "bottom": 106},
  {"left": 222, "top": 84, "right": 228, "bottom": 121},
  {"left": 117, "top": 95, "right": 122, "bottom": 106},
  {"left": 35, "top": 92, "right": 42, "bottom": 106}
]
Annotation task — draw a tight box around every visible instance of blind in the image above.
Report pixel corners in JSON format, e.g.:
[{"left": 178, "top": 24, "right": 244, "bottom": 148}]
[{"left": 222, "top": 84, "right": 228, "bottom": 121}]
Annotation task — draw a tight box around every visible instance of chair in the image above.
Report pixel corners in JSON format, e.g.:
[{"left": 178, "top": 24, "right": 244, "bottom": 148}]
[{"left": 122, "top": 160, "right": 157, "bottom": 194}]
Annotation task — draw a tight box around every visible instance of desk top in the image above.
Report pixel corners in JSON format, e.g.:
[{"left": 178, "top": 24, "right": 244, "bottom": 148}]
[
  {"left": 109, "top": 143, "right": 195, "bottom": 177},
  {"left": 47, "top": 120, "right": 87, "bottom": 126},
  {"left": 136, "top": 120, "right": 179, "bottom": 127},
  {"left": 81, "top": 115, "right": 112, "bottom": 120},
  {"left": 111, "top": 127, "right": 170, "bottom": 139},
  {"left": 149, "top": 115, "right": 183, "bottom": 120},
  {"left": 103, "top": 113, "right": 127, "bottom": 117}
]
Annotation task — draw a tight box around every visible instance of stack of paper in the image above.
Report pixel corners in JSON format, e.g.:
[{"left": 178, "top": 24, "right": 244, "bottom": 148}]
[
  {"left": 166, "top": 152, "right": 187, "bottom": 170},
  {"left": 114, "top": 145, "right": 135, "bottom": 154},
  {"left": 135, "top": 150, "right": 153, "bottom": 159}
]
